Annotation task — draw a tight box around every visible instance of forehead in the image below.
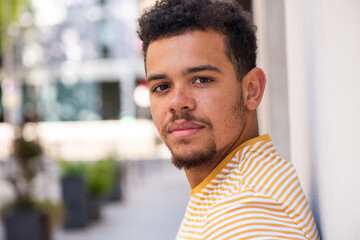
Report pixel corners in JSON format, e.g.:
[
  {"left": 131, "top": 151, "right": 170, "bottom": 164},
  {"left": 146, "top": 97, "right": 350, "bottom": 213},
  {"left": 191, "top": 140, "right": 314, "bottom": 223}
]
[{"left": 145, "top": 30, "right": 233, "bottom": 75}]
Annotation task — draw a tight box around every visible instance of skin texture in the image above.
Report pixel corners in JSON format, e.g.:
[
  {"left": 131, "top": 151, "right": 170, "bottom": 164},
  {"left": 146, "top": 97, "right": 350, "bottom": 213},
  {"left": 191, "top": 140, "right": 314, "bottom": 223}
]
[{"left": 146, "top": 30, "right": 266, "bottom": 188}]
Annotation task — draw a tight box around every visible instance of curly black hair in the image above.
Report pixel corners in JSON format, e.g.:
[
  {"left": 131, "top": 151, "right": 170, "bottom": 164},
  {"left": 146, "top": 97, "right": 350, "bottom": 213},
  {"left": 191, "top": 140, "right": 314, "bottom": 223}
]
[{"left": 137, "top": 0, "right": 257, "bottom": 80}]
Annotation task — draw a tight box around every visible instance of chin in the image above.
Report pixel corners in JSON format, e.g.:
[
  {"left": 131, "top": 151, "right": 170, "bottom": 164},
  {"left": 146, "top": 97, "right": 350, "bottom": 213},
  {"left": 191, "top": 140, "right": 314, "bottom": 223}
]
[{"left": 170, "top": 142, "right": 217, "bottom": 170}]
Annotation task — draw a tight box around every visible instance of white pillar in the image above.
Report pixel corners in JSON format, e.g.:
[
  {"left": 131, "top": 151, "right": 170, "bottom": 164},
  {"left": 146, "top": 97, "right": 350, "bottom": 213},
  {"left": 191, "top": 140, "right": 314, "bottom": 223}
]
[
  {"left": 253, "top": 0, "right": 290, "bottom": 160},
  {"left": 285, "top": 1, "right": 360, "bottom": 239},
  {"left": 253, "top": 0, "right": 271, "bottom": 137}
]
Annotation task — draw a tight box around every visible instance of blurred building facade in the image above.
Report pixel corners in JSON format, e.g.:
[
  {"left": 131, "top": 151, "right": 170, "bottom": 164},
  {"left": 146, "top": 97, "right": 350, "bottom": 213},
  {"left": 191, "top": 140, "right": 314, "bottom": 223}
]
[
  {"left": 7, "top": 0, "right": 147, "bottom": 122},
  {"left": 0, "top": 0, "right": 160, "bottom": 161}
]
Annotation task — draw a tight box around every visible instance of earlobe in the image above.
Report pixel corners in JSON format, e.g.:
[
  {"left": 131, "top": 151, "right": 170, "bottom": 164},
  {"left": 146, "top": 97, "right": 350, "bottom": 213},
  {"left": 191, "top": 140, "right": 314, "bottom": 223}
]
[{"left": 242, "top": 67, "right": 266, "bottom": 111}]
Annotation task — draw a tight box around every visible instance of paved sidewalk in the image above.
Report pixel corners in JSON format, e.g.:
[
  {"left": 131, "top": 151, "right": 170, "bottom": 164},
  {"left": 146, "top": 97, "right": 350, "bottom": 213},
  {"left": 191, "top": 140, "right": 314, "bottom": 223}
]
[{"left": 54, "top": 160, "right": 190, "bottom": 240}]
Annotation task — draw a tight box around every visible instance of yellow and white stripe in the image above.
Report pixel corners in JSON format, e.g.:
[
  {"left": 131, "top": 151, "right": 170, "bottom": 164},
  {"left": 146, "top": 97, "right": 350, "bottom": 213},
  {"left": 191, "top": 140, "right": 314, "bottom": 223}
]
[{"left": 176, "top": 134, "right": 319, "bottom": 240}]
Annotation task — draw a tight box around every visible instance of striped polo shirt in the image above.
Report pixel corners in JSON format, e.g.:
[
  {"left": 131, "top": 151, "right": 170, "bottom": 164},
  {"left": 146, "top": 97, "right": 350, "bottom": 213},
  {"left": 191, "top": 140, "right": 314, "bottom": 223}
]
[{"left": 176, "top": 134, "right": 319, "bottom": 240}]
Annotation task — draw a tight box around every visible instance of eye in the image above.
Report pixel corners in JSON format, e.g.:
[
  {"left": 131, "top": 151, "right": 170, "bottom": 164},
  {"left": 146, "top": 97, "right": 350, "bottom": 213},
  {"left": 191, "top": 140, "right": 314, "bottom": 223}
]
[
  {"left": 152, "top": 83, "right": 171, "bottom": 93},
  {"left": 194, "top": 77, "right": 213, "bottom": 84}
]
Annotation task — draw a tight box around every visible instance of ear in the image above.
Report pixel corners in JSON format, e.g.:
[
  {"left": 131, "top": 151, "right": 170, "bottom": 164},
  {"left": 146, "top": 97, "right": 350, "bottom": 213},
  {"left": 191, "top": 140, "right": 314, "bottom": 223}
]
[{"left": 242, "top": 67, "right": 266, "bottom": 111}]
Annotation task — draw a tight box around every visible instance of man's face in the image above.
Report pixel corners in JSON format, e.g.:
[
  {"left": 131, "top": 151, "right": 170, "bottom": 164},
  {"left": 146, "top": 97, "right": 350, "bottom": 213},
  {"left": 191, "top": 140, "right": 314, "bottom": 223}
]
[{"left": 146, "top": 30, "right": 245, "bottom": 169}]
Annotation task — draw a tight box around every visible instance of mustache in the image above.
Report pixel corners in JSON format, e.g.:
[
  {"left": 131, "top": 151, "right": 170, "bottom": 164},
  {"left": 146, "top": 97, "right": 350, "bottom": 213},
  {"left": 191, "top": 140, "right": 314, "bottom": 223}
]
[{"left": 162, "top": 112, "right": 213, "bottom": 133}]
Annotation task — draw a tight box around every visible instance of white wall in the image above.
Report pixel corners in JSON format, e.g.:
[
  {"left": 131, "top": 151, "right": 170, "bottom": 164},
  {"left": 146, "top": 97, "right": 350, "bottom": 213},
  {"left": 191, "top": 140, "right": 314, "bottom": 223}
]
[
  {"left": 284, "top": 1, "right": 360, "bottom": 239},
  {"left": 255, "top": 0, "right": 360, "bottom": 239}
]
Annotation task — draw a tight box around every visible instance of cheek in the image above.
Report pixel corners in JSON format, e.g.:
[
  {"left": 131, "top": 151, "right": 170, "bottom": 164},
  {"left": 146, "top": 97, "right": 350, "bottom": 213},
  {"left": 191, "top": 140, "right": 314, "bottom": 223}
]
[
  {"left": 208, "top": 95, "right": 242, "bottom": 132},
  {"left": 150, "top": 106, "right": 167, "bottom": 131},
  {"left": 204, "top": 94, "right": 231, "bottom": 118}
]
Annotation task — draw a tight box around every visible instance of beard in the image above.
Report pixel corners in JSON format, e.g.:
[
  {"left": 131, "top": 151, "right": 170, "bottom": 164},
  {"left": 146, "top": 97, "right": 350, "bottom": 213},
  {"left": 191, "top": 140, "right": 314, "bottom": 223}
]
[
  {"left": 163, "top": 91, "right": 245, "bottom": 170},
  {"left": 171, "top": 139, "right": 217, "bottom": 170},
  {"left": 161, "top": 111, "right": 217, "bottom": 170}
]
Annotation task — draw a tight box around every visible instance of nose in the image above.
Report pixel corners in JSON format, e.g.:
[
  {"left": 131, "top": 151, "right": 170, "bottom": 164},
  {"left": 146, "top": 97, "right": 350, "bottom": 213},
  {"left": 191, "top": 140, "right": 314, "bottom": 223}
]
[{"left": 168, "top": 86, "right": 195, "bottom": 114}]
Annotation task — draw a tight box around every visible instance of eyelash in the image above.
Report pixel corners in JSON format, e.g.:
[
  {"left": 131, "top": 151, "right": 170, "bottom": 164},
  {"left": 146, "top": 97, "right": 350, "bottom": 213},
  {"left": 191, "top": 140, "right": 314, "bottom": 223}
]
[
  {"left": 193, "top": 77, "right": 213, "bottom": 84},
  {"left": 151, "top": 77, "right": 214, "bottom": 93},
  {"left": 152, "top": 83, "right": 171, "bottom": 93}
]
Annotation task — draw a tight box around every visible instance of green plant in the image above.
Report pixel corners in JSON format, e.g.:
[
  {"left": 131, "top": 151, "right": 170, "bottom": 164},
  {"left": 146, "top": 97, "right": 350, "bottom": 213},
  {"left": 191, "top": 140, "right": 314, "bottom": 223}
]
[
  {"left": 0, "top": 0, "right": 29, "bottom": 53},
  {"left": 7, "top": 136, "right": 43, "bottom": 209},
  {"left": 2, "top": 135, "right": 63, "bottom": 239},
  {"left": 59, "top": 156, "right": 119, "bottom": 198},
  {"left": 35, "top": 200, "right": 64, "bottom": 230},
  {"left": 85, "top": 157, "right": 115, "bottom": 197},
  {"left": 59, "top": 159, "right": 86, "bottom": 178}
]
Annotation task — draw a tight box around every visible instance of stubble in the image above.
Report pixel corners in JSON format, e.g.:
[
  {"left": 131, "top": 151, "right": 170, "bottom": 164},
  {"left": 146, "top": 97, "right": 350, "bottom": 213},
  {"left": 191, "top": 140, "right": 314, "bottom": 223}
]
[{"left": 164, "top": 91, "right": 245, "bottom": 170}]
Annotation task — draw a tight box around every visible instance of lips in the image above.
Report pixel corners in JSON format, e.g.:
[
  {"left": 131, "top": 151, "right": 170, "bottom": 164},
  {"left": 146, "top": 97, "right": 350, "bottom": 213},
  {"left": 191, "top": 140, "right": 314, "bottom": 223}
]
[{"left": 168, "top": 120, "right": 204, "bottom": 139}]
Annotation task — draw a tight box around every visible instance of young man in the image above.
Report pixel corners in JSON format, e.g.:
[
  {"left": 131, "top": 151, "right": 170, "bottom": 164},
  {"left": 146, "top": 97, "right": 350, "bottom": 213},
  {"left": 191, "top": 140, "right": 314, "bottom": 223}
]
[{"left": 138, "top": 0, "right": 319, "bottom": 239}]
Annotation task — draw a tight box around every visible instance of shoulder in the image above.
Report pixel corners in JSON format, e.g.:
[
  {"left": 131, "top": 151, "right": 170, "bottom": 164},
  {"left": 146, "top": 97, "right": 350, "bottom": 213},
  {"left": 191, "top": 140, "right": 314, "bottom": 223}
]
[
  {"left": 206, "top": 154, "right": 319, "bottom": 239},
  {"left": 203, "top": 177, "right": 320, "bottom": 240},
  {"left": 239, "top": 154, "right": 298, "bottom": 200},
  {"left": 203, "top": 189, "right": 309, "bottom": 239},
  {"left": 238, "top": 152, "right": 306, "bottom": 219}
]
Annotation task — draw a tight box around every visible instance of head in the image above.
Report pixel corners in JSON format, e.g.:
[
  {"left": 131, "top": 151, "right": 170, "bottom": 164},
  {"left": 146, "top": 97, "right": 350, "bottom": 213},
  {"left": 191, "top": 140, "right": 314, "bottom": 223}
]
[
  {"left": 138, "top": 0, "right": 257, "bottom": 81},
  {"left": 138, "top": 0, "right": 266, "bottom": 170}
]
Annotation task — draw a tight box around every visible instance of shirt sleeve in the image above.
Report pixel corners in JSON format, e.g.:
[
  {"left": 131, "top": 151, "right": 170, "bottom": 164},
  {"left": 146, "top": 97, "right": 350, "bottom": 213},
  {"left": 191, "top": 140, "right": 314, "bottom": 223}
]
[{"left": 202, "top": 191, "right": 313, "bottom": 240}]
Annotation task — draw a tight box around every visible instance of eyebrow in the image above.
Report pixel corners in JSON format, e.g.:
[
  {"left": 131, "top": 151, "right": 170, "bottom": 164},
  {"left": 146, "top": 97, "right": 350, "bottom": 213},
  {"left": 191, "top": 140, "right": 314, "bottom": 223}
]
[
  {"left": 183, "top": 65, "right": 222, "bottom": 75},
  {"left": 146, "top": 64, "right": 222, "bottom": 84},
  {"left": 146, "top": 74, "right": 168, "bottom": 84}
]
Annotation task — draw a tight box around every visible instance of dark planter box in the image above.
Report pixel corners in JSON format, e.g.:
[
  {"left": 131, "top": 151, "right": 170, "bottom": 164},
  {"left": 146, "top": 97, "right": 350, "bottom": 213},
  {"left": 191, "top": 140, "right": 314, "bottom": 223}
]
[
  {"left": 106, "top": 177, "right": 123, "bottom": 202},
  {"left": 87, "top": 196, "right": 101, "bottom": 221},
  {"left": 61, "top": 176, "right": 88, "bottom": 229},
  {"left": 3, "top": 209, "right": 50, "bottom": 240}
]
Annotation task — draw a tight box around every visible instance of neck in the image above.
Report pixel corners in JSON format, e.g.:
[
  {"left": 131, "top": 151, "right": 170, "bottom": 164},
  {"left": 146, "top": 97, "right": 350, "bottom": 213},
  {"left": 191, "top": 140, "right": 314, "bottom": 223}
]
[
  {"left": 184, "top": 111, "right": 259, "bottom": 189},
  {"left": 184, "top": 159, "right": 221, "bottom": 189}
]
